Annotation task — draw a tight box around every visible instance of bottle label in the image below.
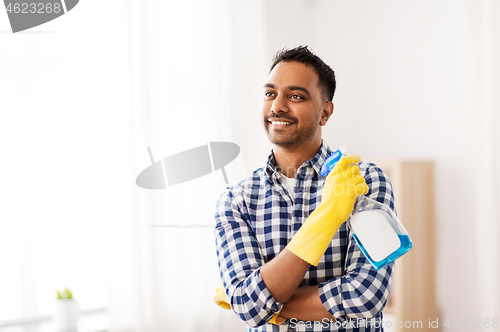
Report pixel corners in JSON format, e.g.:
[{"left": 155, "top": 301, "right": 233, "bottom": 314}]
[{"left": 349, "top": 210, "right": 401, "bottom": 261}]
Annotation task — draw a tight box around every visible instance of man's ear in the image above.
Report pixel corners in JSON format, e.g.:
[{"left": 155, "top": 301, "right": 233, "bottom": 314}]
[{"left": 319, "top": 101, "right": 334, "bottom": 126}]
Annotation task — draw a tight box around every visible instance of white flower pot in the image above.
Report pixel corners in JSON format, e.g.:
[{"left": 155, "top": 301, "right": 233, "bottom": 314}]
[{"left": 53, "top": 299, "right": 80, "bottom": 331}]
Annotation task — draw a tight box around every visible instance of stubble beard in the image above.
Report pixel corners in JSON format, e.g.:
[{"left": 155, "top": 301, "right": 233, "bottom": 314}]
[{"left": 265, "top": 118, "right": 321, "bottom": 150}]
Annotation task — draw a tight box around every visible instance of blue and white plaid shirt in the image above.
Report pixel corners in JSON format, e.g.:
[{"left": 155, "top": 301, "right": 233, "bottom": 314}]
[{"left": 215, "top": 141, "right": 395, "bottom": 331}]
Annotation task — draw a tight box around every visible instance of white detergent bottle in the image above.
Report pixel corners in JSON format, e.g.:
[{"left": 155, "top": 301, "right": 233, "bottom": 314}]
[{"left": 320, "top": 146, "right": 413, "bottom": 270}]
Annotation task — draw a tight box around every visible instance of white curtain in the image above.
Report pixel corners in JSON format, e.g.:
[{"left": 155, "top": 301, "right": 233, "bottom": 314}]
[
  {"left": 109, "top": 1, "right": 266, "bottom": 331},
  {"left": 0, "top": 0, "right": 133, "bottom": 322}
]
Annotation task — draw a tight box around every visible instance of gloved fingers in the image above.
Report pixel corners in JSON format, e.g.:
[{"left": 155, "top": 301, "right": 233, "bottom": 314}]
[
  {"left": 346, "top": 173, "right": 368, "bottom": 192},
  {"left": 330, "top": 157, "right": 361, "bottom": 180},
  {"left": 347, "top": 164, "right": 361, "bottom": 177},
  {"left": 334, "top": 155, "right": 361, "bottom": 173},
  {"left": 269, "top": 312, "right": 287, "bottom": 325},
  {"left": 214, "top": 298, "right": 231, "bottom": 310},
  {"left": 327, "top": 164, "right": 361, "bottom": 185},
  {"left": 324, "top": 166, "right": 365, "bottom": 201},
  {"left": 213, "top": 283, "right": 231, "bottom": 310},
  {"left": 354, "top": 182, "right": 369, "bottom": 196},
  {"left": 345, "top": 175, "right": 365, "bottom": 189}
]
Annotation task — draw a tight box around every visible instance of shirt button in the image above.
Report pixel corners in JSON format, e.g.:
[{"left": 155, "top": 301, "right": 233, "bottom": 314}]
[{"left": 288, "top": 329, "right": 293, "bottom": 332}]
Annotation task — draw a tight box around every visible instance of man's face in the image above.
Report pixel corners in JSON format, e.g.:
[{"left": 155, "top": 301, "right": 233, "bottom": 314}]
[{"left": 262, "top": 61, "right": 331, "bottom": 150}]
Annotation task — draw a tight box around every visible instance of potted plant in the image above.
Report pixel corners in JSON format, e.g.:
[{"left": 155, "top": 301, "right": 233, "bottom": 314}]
[{"left": 53, "top": 288, "right": 80, "bottom": 331}]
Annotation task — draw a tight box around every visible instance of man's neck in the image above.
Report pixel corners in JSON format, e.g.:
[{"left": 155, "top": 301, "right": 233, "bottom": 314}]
[{"left": 273, "top": 139, "right": 322, "bottom": 178}]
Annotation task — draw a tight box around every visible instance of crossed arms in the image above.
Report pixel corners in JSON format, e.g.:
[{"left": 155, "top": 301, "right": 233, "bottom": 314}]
[{"left": 214, "top": 163, "right": 394, "bottom": 328}]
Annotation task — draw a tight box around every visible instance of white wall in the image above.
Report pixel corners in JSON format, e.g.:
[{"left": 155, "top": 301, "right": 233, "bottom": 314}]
[{"left": 231, "top": 0, "right": 500, "bottom": 327}]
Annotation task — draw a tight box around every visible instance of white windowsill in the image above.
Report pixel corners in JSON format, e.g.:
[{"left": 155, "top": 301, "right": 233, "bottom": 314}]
[{"left": 0, "top": 308, "right": 109, "bottom": 332}]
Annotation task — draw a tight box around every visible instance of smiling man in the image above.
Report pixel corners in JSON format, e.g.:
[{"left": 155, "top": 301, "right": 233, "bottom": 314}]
[
  {"left": 262, "top": 59, "right": 333, "bottom": 177},
  {"left": 215, "top": 46, "right": 395, "bottom": 331}
]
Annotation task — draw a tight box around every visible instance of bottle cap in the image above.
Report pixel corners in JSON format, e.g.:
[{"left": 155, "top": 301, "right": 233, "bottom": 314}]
[{"left": 320, "top": 146, "right": 349, "bottom": 177}]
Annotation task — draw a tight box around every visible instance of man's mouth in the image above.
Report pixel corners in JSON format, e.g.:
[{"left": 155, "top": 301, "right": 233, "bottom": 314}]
[
  {"left": 269, "top": 120, "right": 293, "bottom": 126},
  {"left": 267, "top": 117, "right": 296, "bottom": 126}
]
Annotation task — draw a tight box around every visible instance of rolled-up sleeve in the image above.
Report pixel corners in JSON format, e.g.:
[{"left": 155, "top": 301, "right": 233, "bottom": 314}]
[
  {"left": 318, "top": 163, "right": 395, "bottom": 321},
  {"left": 214, "top": 187, "right": 283, "bottom": 328}
]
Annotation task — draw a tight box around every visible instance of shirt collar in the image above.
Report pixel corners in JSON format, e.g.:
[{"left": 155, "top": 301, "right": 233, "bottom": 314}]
[{"left": 266, "top": 139, "right": 333, "bottom": 179}]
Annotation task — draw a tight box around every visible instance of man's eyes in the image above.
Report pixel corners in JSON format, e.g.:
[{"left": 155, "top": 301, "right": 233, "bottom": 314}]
[{"left": 264, "top": 92, "right": 304, "bottom": 100}]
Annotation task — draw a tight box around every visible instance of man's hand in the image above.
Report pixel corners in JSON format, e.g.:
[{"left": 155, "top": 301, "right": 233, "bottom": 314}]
[
  {"left": 321, "top": 155, "right": 369, "bottom": 222},
  {"left": 213, "top": 282, "right": 286, "bottom": 325},
  {"left": 213, "top": 283, "right": 231, "bottom": 310},
  {"left": 286, "top": 155, "right": 368, "bottom": 266}
]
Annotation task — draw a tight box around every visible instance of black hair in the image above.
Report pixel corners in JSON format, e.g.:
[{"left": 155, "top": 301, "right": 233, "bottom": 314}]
[{"left": 270, "top": 46, "right": 336, "bottom": 101}]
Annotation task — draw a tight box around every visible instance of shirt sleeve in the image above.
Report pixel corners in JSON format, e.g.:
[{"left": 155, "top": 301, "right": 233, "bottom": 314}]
[
  {"left": 317, "top": 163, "right": 395, "bottom": 322},
  {"left": 214, "top": 186, "right": 283, "bottom": 328}
]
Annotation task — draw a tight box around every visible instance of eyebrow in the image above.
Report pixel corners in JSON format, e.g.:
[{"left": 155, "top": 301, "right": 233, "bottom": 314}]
[{"left": 263, "top": 83, "right": 311, "bottom": 97}]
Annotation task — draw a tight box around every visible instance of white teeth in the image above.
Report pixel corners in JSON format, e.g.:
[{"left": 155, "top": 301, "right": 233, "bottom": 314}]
[{"left": 271, "top": 121, "right": 292, "bottom": 125}]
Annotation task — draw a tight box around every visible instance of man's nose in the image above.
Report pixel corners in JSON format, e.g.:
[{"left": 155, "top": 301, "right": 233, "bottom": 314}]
[{"left": 271, "top": 95, "right": 288, "bottom": 113}]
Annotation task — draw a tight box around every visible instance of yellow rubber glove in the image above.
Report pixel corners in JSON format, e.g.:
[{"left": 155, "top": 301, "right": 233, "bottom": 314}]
[
  {"left": 286, "top": 155, "right": 369, "bottom": 266},
  {"left": 213, "top": 283, "right": 231, "bottom": 310},
  {"left": 213, "top": 283, "right": 285, "bottom": 325},
  {"left": 268, "top": 312, "right": 287, "bottom": 325}
]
